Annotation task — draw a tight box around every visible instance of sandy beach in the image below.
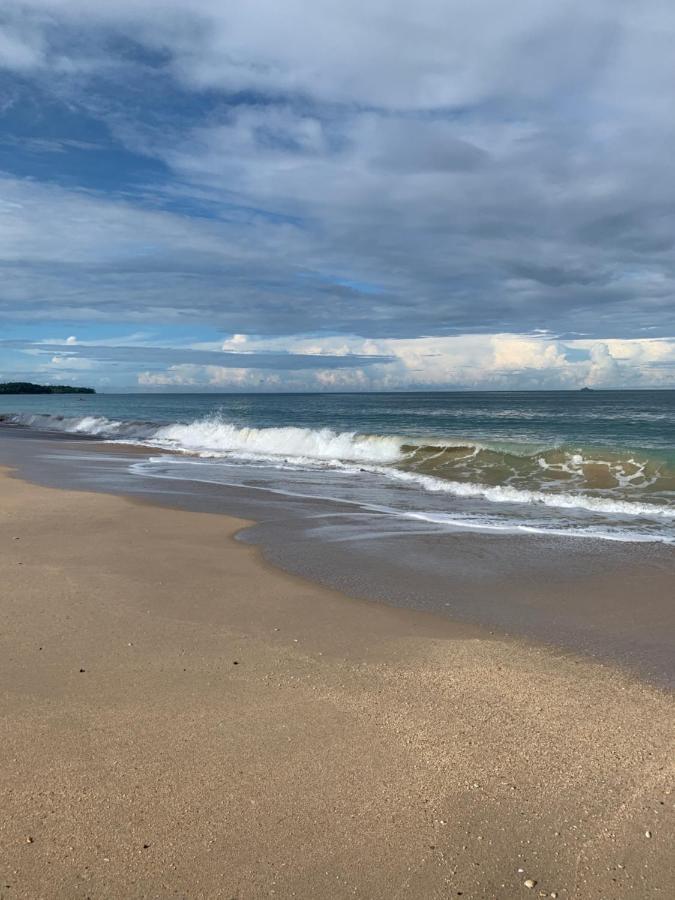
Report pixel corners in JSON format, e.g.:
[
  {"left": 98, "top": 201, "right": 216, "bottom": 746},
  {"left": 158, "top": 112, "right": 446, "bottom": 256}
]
[{"left": 1, "top": 465, "right": 673, "bottom": 899}]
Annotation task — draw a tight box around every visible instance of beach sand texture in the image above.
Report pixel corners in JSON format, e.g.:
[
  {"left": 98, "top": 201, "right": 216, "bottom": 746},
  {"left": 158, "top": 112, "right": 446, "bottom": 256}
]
[{"left": 1, "top": 467, "right": 673, "bottom": 899}]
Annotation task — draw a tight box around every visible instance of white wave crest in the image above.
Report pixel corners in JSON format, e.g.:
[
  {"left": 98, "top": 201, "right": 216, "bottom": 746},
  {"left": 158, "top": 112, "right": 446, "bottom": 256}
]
[
  {"left": 4, "top": 412, "right": 120, "bottom": 433},
  {"left": 68, "top": 415, "right": 121, "bottom": 435},
  {"left": 3, "top": 411, "right": 404, "bottom": 462},
  {"left": 362, "top": 465, "right": 675, "bottom": 520},
  {"left": 150, "top": 418, "right": 405, "bottom": 464},
  {"left": 3, "top": 412, "right": 152, "bottom": 440},
  {"left": 4, "top": 411, "right": 673, "bottom": 525}
]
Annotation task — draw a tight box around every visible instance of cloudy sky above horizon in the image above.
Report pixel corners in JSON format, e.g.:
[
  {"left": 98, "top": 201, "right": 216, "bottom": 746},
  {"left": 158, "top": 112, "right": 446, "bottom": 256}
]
[{"left": 1, "top": 0, "right": 674, "bottom": 391}]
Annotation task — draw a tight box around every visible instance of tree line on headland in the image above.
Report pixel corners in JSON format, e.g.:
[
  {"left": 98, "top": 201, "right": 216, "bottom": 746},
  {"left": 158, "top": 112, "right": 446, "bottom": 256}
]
[{"left": 0, "top": 382, "right": 96, "bottom": 394}]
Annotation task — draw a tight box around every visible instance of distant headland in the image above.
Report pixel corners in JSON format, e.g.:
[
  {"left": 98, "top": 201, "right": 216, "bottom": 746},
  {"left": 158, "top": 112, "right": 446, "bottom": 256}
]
[{"left": 0, "top": 382, "right": 96, "bottom": 394}]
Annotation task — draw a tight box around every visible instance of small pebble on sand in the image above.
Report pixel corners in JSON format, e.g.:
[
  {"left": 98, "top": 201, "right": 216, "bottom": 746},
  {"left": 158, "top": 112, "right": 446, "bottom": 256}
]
[
  {"left": 524, "top": 879, "right": 537, "bottom": 889},
  {"left": 26, "top": 836, "right": 33, "bottom": 844},
  {"left": 645, "top": 830, "right": 652, "bottom": 838}
]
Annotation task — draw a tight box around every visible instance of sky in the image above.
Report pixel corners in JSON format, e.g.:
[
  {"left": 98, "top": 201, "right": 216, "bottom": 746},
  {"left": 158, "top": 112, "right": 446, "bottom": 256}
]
[{"left": 0, "top": 0, "right": 674, "bottom": 391}]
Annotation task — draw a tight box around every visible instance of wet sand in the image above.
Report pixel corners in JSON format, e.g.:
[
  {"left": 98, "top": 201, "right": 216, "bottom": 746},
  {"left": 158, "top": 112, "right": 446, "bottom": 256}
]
[
  {"left": 2, "top": 426, "right": 674, "bottom": 686},
  {"left": 1, "top": 466, "right": 673, "bottom": 899}
]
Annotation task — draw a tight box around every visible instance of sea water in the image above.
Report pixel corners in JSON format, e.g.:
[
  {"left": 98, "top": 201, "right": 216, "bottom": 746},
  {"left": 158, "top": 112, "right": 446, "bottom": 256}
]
[{"left": 2, "top": 390, "right": 674, "bottom": 543}]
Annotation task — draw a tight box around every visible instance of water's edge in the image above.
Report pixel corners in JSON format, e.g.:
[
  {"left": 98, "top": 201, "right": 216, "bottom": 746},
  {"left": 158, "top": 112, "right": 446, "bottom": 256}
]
[
  {"left": 1, "top": 426, "right": 674, "bottom": 689},
  {"left": 2, "top": 389, "right": 674, "bottom": 545}
]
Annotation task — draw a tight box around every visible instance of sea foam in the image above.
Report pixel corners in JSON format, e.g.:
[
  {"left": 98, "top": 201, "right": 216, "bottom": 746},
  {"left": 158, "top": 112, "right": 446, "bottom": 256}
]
[
  {"left": 4, "top": 410, "right": 674, "bottom": 534},
  {"left": 150, "top": 418, "right": 404, "bottom": 463},
  {"left": 357, "top": 465, "right": 675, "bottom": 520}
]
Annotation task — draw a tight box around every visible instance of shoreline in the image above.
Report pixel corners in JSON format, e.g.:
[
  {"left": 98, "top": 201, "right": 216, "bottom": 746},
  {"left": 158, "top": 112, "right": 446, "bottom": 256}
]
[
  {"left": 1, "top": 464, "right": 674, "bottom": 898},
  {"left": 2, "top": 426, "right": 675, "bottom": 687}
]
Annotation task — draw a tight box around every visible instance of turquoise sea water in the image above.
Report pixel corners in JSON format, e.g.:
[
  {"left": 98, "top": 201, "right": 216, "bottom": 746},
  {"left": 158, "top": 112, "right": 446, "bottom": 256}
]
[{"left": 2, "top": 390, "right": 674, "bottom": 543}]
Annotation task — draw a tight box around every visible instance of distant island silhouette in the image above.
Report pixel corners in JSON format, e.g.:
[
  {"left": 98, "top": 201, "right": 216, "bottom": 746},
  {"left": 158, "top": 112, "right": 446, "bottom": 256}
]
[{"left": 0, "top": 382, "right": 95, "bottom": 394}]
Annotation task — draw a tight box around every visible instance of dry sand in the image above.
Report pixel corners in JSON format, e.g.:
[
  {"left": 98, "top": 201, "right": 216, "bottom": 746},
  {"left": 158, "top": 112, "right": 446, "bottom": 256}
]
[{"left": 0, "top": 467, "right": 673, "bottom": 899}]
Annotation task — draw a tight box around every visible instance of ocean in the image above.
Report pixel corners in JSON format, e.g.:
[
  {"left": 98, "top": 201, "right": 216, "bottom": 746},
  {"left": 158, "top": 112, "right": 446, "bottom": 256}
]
[{"left": 2, "top": 390, "right": 674, "bottom": 545}]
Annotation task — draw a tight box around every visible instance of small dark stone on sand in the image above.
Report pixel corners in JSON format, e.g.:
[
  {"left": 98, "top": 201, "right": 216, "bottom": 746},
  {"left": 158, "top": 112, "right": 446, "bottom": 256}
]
[
  {"left": 79, "top": 668, "right": 85, "bottom": 673},
  {"left": 233, "top": 660, "right": 239, "bottom": 665},
  {"left": 143, "top": 844, "right": 149, "bottom": 849}
]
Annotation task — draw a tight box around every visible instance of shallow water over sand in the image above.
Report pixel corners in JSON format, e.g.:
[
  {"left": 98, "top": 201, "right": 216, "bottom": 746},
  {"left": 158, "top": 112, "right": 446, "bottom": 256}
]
[
  {"left": 2, "top": 426, "right": 674, "bottom": 687},
  {"left": 2, "top": 390, "right": 675, "bottom": 543}
]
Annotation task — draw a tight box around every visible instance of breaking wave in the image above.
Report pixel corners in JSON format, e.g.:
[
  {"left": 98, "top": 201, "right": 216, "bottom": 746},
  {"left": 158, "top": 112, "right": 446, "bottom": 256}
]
[
  {"left": 3, "top": 410, "right": 674, "bottom": 536},
  {"left": 0, "top": 412, "right": 153, "bottom": 440},
  {"left": 358, "top": 465, "right": 675, "bottom": 520},
  {"left": 1, "top": 412, "right": 403, "bottom": 462},
  {"left": 150, "top": 419, "right": 404, "bottom": 463}
]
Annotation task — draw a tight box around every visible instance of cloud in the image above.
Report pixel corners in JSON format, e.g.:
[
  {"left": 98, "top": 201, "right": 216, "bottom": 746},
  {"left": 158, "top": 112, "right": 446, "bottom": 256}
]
[
  {"left": 138, "top": 365, "right": 283, "bottom": 389},
  {"left": 224, "top": 334, "right": 248, "bottom": 348},
  {"left": 133, "top": 333, "right": 675, "bottom": 391},
  {"left": 2, "top": 1, "right": 648, "bottom": 113},
  {"left": 0, "top": 1, "right": 674, "bottom": 388},
  {"left": 586, "top": 342, "right": 620, "bottom": 387},
  {"left": 1, "top": 338, "right": 392, "bottom": 370},
  {"left": 49, "top": 354, "right": 94, "bottom": 369},
  {"left": 2, "top": 330, "right": 675, "bottom": 390}
]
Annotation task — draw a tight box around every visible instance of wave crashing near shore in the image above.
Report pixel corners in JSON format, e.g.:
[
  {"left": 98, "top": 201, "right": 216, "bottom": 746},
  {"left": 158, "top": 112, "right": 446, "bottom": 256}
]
[{"left": 3, "top": 410, "right": 674, "bottom": 541}]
